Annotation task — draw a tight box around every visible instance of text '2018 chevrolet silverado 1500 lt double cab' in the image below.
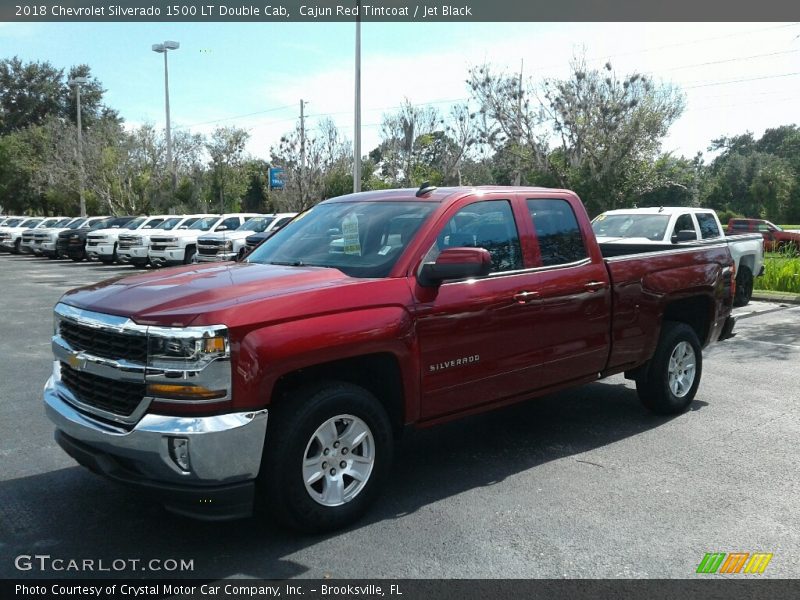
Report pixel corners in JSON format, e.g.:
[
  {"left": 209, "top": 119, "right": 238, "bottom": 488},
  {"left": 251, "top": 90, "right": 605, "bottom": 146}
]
[{"left": 44, "top": 186, "right": 737, "bottom": 531}]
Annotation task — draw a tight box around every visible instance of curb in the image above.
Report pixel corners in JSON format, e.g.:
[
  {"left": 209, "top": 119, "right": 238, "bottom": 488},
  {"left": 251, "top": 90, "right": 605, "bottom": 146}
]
[{"left": 751, "top": 291, "right": 800, "bottom": 305}]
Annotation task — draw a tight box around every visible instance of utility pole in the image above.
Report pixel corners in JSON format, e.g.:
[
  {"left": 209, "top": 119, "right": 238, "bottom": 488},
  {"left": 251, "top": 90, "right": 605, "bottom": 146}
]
[
  {"left": 69, "top": 77, "right": 88, "bottom": 217},
  {"left": 152, "top": 41, "right": 180, "bottom": 191},
  {"left": 514, "top": 58, "right": 523, "bottom": 186},
  {"left": 353, "top": 2, "right": 362, "bottom": 193},
  {"left": 300, "top": 99, "right": 306, "bottom": 207}
]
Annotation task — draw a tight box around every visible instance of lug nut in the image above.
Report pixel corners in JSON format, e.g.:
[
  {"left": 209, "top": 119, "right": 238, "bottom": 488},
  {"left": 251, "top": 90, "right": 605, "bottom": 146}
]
[
  {"left": 322, "top": 462, "right": 328, "bottom": 469},
  {"left": 340, "top": 461, "right": 346, "bottom": 468},
  {"left": 342, "top": 448, "right": 349, "bottom": 455},
  {"left": 333, "top": 441, "right": 340, "bottom": 449},
  {"left": 329, "top": 468, "right": 336, "bottom": 476},
  {"left": 323, "top": 448, "right": 330, "bottom": 456}
]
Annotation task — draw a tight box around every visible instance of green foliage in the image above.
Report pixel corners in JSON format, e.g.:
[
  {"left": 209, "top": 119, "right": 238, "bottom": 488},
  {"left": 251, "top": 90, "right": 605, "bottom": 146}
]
[{"left": 754, "top": 250, "right": 800, "bottom": 293}]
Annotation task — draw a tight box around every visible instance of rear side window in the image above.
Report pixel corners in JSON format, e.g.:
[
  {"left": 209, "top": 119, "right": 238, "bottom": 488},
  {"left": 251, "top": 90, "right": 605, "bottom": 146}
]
[
  {"left": 730, "top": 220, "right": 749, "bottom": 231},
  {"left": 673, "top": 214, "right": 695, "bottom": 238},
  {"left": 527, "top": 199, "right": 587, "bottom": 266},
  {"left": 696, "top": 213, "right": 720, "bottom": 239}
]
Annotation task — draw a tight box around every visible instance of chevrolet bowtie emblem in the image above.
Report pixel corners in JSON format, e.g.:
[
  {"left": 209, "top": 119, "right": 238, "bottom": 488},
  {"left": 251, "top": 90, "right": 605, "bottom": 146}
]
[{"left": 67, "top": 353, "right": 83, "bottom": 370}]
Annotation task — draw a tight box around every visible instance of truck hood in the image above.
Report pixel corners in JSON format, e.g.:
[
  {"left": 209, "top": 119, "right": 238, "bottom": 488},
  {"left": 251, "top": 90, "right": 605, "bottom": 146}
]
[
  {"left": 59, "top": 262, "right": 356, "bottom": 327},
  {"left": 199, "top": 231, "right": 252, "bottom": 242},
  {"left": 88, "top": 227, "right": 132, "bottom": 238},
  {"left": 151, "top": 229, "right": 206, "bottom": 240}
]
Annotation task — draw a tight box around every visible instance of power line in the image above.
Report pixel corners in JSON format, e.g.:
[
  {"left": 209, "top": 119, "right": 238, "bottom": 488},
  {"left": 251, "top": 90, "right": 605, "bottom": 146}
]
[
  {"left": 684, "top": 71, "right": 800, "bottom": 90},
  {"left": 177, "top": 103, "right": 295, "bottom": 128},
  {"left": 664, "top": 48, "right": 800, "bottom": 72}
]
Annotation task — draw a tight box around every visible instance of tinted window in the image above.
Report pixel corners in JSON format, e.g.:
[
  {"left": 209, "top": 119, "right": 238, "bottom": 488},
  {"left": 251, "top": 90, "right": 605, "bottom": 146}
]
[
  {"left": 432, "top": 200, "right": 522, "bottom": 273},
  {"left": 189, "top": 217, "right": 220, "bottom": 231},
  {"left": 238, "top": 216, "right": 274, "bottom": 232},
  {"left": 217, "top": 217, "right": 242, "bottom": 231},
  {"left": 528, "top": 199, "right": 587, "bottom": 266},
  {"left": 673, "top": 214, "right": 695, "bottom": 239},
  {"left": 696, "top": 213, "right": 720, "bottom": 239},
  {"left": 757, "top": 223, "right": 771, "bottom": 232},
  {"left": 730, "top": 220, "right": 749, "bottom": 231}
]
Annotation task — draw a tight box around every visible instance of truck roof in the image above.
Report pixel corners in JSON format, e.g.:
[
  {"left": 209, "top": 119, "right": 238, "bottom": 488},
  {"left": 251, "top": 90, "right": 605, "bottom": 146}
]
[
  {"left": 326, "top": 186, "right": 576, "bottom": 203},
  {"left": 601, "top": 207, "right": 715, "bottom": 215}
]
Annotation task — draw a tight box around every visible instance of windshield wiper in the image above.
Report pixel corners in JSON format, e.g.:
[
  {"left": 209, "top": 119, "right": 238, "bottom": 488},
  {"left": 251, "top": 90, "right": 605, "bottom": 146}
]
[{"left": 268, "top": 260, "right": 307, "bottom": 267}]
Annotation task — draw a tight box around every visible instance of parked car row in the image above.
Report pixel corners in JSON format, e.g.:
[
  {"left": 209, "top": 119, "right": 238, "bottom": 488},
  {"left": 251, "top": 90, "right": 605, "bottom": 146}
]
[{"left": 0, "top": 212, "right": 297, "bottom": 267}]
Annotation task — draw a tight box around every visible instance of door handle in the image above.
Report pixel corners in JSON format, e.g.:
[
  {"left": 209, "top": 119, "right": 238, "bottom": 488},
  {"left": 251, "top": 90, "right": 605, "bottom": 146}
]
[
  {"left": 513, "top": 291, "right": 540, "bottom": 304},
  {"left": 584, "top": 281, "right": 607, "bottom": 292}
]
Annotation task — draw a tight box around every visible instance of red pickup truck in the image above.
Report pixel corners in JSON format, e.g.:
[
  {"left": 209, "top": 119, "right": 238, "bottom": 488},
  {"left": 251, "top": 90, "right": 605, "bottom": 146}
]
[
  {"left": 727, "top": 218, "right": 800, "bottom": 252},
  {"left": 44, "top": 186, "right": 736, "bottom": 531}
]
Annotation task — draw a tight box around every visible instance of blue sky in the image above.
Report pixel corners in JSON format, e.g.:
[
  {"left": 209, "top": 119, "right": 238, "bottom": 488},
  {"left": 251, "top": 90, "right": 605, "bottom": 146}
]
[{"left": 1, "top": 21, "right": 799, "bottom": 162}]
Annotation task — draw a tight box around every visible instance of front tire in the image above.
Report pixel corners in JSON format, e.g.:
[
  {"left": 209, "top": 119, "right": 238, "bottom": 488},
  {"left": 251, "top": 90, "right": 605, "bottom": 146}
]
[
  {"left": 183, "top": 246, "right": 196, "bottom": 265},
  {"left": 259, "top": 382, "right": 393, "bottom": 532},
  {"left": 636, "top": 321, "right": 703, "bottom": 415},
  {"left": 733, "top": 266, "right": 753, "bottom": 307}
]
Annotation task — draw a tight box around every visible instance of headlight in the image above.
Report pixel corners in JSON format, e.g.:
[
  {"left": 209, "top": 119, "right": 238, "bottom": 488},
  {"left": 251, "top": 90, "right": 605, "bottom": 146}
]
[
  {"left": 146, "top": 325, "right": 231, "bottom": 404},
  {"left": 147, "top": 326, "right": 229, "bottom": 369}
]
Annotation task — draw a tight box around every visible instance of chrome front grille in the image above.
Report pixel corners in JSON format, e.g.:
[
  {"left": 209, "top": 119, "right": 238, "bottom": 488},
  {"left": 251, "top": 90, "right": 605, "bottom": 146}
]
[
  {"left": 60, "top": 362, "right": 145, "bottom": 417},
  {"left": 60, "top": 319, "right": 148, "bottom": 363}
]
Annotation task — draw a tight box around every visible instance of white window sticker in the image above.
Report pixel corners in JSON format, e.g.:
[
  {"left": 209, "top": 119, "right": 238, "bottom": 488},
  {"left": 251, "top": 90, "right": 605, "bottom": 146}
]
[{"left": 342, "top": 213, "right": 361, "bottom": 256}]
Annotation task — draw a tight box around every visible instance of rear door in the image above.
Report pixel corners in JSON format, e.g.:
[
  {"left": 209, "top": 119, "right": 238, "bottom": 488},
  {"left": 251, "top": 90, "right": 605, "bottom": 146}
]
[{"left": 520, "top": 196, "right": 612, "bottom": 388}]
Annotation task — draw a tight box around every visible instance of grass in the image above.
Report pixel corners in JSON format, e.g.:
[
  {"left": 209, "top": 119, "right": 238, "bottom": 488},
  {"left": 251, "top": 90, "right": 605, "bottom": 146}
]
[
  {"left": 778, "top": 225, "right": 800, "bottom": 230},
  {"left": 755, "top": 246, "right": 800, "bottom": 294}
]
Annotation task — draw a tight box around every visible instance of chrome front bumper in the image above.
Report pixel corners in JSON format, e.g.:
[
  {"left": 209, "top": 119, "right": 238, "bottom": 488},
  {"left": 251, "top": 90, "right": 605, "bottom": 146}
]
[{"left": 45, "top": 376, "right": 267, "bottom": 486}]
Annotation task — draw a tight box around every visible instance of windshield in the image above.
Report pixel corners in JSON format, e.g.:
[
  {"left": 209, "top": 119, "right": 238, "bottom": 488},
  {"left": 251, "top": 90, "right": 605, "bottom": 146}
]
[
  {"left": 124, "top": 217, "right": 146, "bottom": 230},
  {"left": 247, "top": 201, "right": 436, "bottom": 278},
  {"left": 3, "top": 218, "right": 24, "bottom": 227},
  {"left": 766, "top": 221, "right": 783, "bottom": 231},
  {"left": 189, "top": 216, "right": 221, "bottom": 231},
  {"left": 155, "top": 217, "right": 182, "bottom": 230},
  {"left": 66, "top": 218, "right": 87, "bottom": 229},
  {"left": 42, "top": 218, "right": 66, "bottom": 227},
  {"left": 237, "top": 216, "right": 275, "bottom": 233},
  {"left": 592, "top": 214, "right": 670, "bottom": 241},
  {"left": 20, "top": 219, "right": 42, "bottom": 228}
]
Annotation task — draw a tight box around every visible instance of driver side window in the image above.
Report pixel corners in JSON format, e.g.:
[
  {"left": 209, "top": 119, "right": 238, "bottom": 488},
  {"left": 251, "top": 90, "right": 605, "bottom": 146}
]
[{"left": 431, "top": 200, "right": 522, "bottom": 274}]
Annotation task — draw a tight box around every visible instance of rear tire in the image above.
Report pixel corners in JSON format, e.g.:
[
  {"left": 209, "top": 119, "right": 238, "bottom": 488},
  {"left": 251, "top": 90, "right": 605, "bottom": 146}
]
[
  {"left": 258, "top": 381, "right": 393, "bottom": 533},
  {"left": 12, "top": 239, "right": 21, "bottom": 254},
  {"left": 636, "top": 321, "right": 703, "bottom": 415},
  {"left": 733, "top": 266, "right": 753, "bottom": 307}
]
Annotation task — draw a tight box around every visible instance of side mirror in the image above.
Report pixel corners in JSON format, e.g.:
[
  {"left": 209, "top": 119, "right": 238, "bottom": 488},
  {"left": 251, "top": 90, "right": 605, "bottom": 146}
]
[
  {"left": 671, "top": 229, "right": 697, "bottom": 243},
  {"left": 216, "top": 225, "right": 228, "bottom": 231},
  {"left": 418, "top": 247, "right": 492, "bottom": 287}
]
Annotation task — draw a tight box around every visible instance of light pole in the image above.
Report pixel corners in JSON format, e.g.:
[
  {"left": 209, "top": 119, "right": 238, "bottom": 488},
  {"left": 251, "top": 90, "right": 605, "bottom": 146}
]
[
  {"left": 353, "top": 2, "right": 362, "bottom": 193},
  {"left": 69, "top": 76, "right": 88, "bottom": 217},
  {"left": 152, "top": 40, "right": 180, "bottom": 190}
]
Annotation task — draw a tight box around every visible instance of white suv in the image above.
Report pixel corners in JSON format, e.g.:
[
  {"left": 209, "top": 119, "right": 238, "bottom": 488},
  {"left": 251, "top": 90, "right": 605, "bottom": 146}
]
[
  {"left": 149, "top": 213, "right": 260, "bottom": 267},
  {"left": 117, "top": 214, "right": 213, "bottom": 267},
  {"left": 195, "top": 213, "right": 295, "bottom": 262},
  {"left": 86, "top": 215, "right": 171, "bottom": 264}
]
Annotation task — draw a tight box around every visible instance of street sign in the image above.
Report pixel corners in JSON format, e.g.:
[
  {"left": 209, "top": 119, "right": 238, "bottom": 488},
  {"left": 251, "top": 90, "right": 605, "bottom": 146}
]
[{"left": 269, "top": 167, "right": 285, "bottom": 190}]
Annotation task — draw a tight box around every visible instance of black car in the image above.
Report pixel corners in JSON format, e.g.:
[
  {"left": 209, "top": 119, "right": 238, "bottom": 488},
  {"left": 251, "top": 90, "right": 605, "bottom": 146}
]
[{"left": 58, "top": 216, "right": 134, "bottom": 261}]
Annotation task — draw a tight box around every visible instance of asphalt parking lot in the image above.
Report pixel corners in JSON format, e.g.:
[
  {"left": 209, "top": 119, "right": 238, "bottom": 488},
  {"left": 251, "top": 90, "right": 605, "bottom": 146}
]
[{"left": 0, "top": 252, "right": 798, "bottom": 579}]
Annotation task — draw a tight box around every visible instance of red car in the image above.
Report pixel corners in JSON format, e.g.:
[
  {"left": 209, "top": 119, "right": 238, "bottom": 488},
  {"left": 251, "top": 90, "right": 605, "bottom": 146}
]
[
  {"left": 727, "top": 218, "right": 800, "bottom": 252},
  {"left": 45, "top": 185, "right": 736, "bottom": 531}
]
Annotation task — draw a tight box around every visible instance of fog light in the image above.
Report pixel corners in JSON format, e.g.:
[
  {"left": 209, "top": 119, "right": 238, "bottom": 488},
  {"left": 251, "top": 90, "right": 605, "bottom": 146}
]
[{"left": 168, "top": 437, "right": 190, "bottom": 472}]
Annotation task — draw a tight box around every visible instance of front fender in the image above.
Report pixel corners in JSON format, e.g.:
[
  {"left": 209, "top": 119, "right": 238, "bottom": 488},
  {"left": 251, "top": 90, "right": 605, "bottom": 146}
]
[{"left": 233, "top": 306, "right": 420, "bottom": 421}]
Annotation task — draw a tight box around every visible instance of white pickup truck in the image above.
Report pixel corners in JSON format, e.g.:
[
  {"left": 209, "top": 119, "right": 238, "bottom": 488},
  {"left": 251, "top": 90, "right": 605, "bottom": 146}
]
[
  {"left": 148, "top": 213, "right": 261, "bottom": 267},
  {"left": 86, "top": 215, "right": 170, "bottom": 264},
  {"left": 195, "top": 213, "right": 296, "bottom": 263},
  {"left": 117, "top": 214, "right": 213, "bottom": 267},
  {"left": 592, "top": 206, "right": 764, "bottom": 306}
]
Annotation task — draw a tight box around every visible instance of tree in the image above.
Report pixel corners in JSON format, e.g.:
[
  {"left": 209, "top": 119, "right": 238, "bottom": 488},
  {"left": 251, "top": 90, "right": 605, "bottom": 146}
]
[
  {"left": 467, "top": 63, "right": 548, "bottom": 186},
  {"left": 0, "top": 57, "right": 113, "bottom": 135},
  {"left": 375, "top": 100, "right": 440, "bottom": 186},
  {"left": 270, "top": 118, "right": 351, "bottom": 211},
  {"left": 206, "top": 126, "right": 250, "bottom": 213},
  {"left": 540, "top": 56, "right": 685, "bottom": 214}
]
